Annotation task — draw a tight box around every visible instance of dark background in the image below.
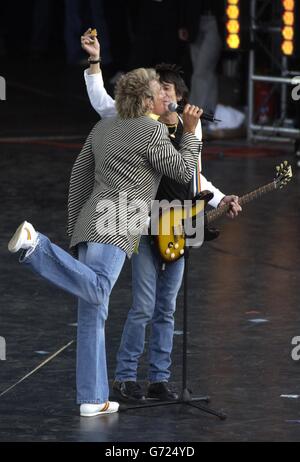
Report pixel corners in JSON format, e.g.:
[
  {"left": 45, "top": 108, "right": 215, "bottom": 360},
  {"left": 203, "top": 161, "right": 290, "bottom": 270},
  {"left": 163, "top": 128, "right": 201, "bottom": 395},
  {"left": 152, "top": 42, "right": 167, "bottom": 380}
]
[{"left": 1, "top": 1, "right": 299, "bottom": 119}]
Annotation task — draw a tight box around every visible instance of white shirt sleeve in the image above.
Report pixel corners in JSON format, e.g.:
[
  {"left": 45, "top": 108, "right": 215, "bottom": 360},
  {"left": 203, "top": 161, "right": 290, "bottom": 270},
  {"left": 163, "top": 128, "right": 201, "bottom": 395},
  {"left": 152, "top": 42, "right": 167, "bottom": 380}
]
[
  {"left": 84, "top": 69, "right": 117, "bottom": 118},
  {"left": 193, "top": 119, "right": 225, "bottom": 208},
  {"left": 200, "top": 174, "right": 225, "bottom": 209},
  {"left": 195, "top": 119, "right": 202, "bottom": 142}
]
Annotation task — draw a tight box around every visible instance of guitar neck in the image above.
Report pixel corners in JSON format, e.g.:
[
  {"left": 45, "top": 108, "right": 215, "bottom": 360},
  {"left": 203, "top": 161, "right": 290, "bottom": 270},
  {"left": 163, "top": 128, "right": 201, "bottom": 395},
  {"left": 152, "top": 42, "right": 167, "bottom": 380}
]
[{"left": 207, "top": 180, "right": 278, "bottom": 224}]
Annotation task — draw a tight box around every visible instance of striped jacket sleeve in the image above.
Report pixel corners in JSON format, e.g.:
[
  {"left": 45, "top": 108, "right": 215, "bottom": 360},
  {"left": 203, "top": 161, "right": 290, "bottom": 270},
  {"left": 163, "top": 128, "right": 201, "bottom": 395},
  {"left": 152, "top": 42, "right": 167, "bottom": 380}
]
[
  {"left": 146, "top": 123, "right": 202, "bottom": 184},
  {"left": 67, "top": 131, "right": 95, "bottom": 237}
]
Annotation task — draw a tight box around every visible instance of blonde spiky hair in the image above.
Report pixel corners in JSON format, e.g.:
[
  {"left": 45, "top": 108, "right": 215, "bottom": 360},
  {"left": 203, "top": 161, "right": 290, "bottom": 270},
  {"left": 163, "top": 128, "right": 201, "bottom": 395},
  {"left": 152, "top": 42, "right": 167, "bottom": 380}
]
[{"left": 115, "top": 68, "right": 159, "bottom": 119}]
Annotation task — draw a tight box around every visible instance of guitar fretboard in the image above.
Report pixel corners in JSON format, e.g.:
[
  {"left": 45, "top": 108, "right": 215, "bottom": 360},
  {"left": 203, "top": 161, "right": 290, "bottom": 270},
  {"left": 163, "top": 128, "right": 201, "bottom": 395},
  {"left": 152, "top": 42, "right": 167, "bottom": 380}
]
[{"left": 207, "top": 180, "right": 277, "bottom": 224}]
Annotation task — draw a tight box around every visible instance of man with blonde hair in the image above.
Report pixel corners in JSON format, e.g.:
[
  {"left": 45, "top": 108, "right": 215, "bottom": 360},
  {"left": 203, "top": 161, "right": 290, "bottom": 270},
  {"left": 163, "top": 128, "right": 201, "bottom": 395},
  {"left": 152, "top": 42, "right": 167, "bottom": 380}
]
[{"left": 8, "top": 67, "right": 203, "bottom": 417}]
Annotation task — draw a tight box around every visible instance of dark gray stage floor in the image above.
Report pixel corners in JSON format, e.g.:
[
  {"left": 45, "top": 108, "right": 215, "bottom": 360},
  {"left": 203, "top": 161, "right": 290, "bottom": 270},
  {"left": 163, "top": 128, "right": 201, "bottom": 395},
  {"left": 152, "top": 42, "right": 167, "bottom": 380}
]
[{"left": 0, "top": 59, "right": 300, "bottom": 443}]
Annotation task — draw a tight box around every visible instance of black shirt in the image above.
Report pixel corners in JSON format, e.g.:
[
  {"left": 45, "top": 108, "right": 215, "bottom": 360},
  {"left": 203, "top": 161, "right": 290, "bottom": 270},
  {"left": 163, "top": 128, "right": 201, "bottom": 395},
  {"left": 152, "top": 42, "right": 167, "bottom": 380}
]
[{"left": 155, "top": 119, "right": 194, "bottom": 203}]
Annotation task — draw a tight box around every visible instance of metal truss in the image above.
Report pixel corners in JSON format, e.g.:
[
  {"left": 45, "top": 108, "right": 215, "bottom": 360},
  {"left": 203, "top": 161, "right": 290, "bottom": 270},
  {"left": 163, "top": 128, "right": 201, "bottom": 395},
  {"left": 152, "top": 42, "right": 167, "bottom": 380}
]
[{"left": 247, "top": 0, "right": 300, "bottom": 144}]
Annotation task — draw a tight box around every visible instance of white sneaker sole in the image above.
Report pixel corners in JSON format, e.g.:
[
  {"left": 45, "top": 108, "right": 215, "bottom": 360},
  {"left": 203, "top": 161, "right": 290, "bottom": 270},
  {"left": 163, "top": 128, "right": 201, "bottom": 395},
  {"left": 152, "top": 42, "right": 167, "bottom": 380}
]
[
  {"left": 8, "top": 222, "right": 27, "bottom": 253},
  {"left": 80, "top": 402, "right": 119, "bottom": 417}
]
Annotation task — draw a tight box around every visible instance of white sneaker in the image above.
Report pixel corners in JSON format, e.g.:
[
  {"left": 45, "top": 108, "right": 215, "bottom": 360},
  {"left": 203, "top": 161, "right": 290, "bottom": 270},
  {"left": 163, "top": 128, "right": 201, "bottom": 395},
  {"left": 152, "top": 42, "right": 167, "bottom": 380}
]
[
  {"left": 8, "top": 221, "right": 38, "bottom": 253},
  {"left": 80, "top": 401, "right": 119, "bottom": 417}
]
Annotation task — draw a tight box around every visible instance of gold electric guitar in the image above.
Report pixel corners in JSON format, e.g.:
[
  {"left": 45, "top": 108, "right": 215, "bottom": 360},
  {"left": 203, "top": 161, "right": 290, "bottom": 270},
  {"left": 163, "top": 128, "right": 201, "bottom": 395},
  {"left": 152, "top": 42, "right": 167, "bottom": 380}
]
[{"left": 153, "top": 161, "right": 293, "bottom": 263}]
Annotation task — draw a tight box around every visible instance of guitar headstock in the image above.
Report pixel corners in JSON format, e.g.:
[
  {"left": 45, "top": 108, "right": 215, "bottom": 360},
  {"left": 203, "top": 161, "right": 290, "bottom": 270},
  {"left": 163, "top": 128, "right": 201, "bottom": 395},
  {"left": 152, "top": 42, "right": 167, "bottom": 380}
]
[{"left": 275, "top": 161, "right": 293, "bottom": 189}]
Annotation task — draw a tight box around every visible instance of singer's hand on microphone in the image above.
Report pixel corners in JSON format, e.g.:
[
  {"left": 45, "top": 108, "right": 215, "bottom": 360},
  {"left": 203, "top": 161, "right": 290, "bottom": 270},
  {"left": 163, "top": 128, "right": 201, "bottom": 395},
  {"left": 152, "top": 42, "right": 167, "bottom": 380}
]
[{"left": 182, "top": 105, "right": 203, "bottom": 135}]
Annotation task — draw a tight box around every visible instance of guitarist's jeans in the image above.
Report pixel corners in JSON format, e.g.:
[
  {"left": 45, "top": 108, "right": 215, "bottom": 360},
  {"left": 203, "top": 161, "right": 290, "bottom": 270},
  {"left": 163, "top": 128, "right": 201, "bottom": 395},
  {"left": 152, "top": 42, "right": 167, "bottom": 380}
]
[{"left": 115, "top": 236, "right": 185, "bottom": 383}]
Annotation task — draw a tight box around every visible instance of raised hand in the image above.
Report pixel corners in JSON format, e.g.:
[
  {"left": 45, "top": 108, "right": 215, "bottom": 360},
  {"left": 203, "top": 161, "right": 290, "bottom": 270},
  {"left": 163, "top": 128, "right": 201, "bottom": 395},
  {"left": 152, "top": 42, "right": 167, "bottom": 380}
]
[{"left": 81, "top": 28, "right": 100, "bottom": 60}]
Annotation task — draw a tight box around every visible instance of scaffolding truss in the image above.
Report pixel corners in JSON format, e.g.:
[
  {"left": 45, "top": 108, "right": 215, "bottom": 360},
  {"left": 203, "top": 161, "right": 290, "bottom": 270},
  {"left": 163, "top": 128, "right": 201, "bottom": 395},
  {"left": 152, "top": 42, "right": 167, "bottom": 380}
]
[{"left": 247, "top": 0, "right": 300, "bottom": 144}]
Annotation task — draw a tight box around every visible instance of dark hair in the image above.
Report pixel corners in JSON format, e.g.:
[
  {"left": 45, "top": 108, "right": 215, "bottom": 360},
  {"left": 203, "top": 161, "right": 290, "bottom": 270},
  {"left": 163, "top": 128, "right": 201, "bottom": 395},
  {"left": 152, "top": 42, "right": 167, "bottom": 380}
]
[{"left": 155, "top": 63, "right": 189, "bottom": 105}]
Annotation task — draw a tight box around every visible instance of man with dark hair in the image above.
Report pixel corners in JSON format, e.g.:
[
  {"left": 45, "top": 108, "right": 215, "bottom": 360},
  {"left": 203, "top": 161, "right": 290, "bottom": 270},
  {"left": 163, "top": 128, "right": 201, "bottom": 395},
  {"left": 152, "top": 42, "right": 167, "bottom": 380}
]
[
  {"left": 81, "top": 31, "right": 242, "bottom": 402},
  {"left": 155, "top": 63, "right": 189, "bottom": 105}
]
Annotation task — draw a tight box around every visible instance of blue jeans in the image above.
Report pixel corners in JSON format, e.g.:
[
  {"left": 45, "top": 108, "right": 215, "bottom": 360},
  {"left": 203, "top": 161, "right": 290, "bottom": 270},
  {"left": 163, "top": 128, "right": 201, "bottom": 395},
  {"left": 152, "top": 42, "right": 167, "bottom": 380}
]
[
  {"left": 115, "top": 236, "right": 185, "bottom": 383},
  {"left": 20, "top": 234, "right": 126, "bottom": 404}
]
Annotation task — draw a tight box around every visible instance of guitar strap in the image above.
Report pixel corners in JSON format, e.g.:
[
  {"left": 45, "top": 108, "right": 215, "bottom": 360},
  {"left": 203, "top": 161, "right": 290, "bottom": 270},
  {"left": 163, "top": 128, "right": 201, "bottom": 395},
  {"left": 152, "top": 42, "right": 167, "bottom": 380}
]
[
  {"left": 178, "top": 115, "right": 202, "bottom": 196},
  {"left": 195, "top": 156, "right": 202, "bottom": 195}
]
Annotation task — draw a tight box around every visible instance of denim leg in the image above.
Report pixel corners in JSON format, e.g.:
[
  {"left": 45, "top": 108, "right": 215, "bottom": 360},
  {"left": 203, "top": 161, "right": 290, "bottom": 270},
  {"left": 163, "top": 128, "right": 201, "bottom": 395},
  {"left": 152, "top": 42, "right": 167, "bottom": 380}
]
[
  {"left": 148, "top": 257, "right": 185, "bottom": 383},
  {"left": 115, "top": 237, "right": 158, "bottom": 382},
  {"left": 20, "top": 233, "right": 125, "bottom": 404},
  {"left": 20, "top": 233, "right": 117, "bottom": 306},
  {"left": 76, "top": 243, "right": 126, "bottom": 404}
]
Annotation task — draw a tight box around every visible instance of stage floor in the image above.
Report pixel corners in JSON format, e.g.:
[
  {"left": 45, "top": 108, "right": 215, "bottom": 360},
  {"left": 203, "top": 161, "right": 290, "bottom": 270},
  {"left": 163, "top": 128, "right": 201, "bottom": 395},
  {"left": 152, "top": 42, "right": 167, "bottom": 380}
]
[{"left": 0, "top": 59, "right": 300, "bottom": 442}]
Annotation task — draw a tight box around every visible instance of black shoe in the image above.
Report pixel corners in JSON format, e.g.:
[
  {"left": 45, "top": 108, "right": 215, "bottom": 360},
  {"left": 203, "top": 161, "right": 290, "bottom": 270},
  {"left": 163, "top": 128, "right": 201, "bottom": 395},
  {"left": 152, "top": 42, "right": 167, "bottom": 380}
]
[
  {"left": 113, "top": 381, "right": 146, "bottom": 403},
  {"left": 147, "top": 382, "right": 178, "bottom": 401}
]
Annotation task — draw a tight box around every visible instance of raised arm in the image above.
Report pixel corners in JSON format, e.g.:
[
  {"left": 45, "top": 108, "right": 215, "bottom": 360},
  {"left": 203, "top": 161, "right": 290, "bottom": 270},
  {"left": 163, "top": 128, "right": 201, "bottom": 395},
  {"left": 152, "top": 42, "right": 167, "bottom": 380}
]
[{"left": 81, "top": 29, "right": 117, "bottom": 118}]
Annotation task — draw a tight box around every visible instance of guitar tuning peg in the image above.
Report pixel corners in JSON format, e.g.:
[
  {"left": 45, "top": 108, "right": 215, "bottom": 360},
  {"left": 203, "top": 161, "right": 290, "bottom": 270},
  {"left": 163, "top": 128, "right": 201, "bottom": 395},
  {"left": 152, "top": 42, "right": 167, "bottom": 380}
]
[
  {"left": 276, "top": 165, "right": 280, "bottom": 171},
  {"left": 284, "top": 160, "right": 288, "bottom": 166}
]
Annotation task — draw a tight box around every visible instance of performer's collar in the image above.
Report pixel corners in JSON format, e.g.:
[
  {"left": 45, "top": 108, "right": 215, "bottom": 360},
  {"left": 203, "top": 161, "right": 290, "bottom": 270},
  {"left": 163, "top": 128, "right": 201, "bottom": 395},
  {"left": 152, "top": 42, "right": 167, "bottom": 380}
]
[{"left": 148, "top": 113, "right": 160, "bottom": 121}]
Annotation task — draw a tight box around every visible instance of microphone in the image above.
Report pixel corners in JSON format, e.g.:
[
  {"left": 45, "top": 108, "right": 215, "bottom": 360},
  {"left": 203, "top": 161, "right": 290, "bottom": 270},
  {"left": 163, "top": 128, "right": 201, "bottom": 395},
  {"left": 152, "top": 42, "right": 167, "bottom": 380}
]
[{"left": 168, "top": 102, "right": 221, "bottom": 123}]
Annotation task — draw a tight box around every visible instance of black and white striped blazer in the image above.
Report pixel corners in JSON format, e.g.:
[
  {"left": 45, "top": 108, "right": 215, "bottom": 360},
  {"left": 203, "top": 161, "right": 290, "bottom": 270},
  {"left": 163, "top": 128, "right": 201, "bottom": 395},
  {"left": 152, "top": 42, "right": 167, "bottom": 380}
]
[{"left": 67, "top": 115, "right": 202, "bottom": 257}]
